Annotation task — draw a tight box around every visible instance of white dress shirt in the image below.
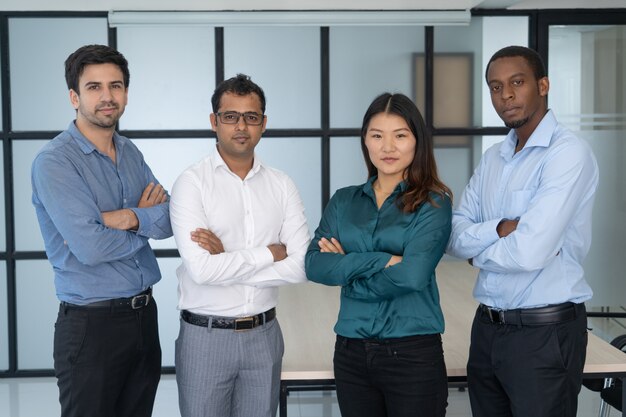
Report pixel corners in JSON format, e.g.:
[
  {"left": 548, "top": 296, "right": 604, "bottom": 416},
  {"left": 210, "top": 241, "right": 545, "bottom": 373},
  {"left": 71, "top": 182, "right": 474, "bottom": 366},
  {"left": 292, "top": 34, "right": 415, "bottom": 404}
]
[
  {"left": 170, "top": 149, "right": 310, "bottom": 316},
  {"left": 447, "top": 110, "right": 598, "bottom": 309}
]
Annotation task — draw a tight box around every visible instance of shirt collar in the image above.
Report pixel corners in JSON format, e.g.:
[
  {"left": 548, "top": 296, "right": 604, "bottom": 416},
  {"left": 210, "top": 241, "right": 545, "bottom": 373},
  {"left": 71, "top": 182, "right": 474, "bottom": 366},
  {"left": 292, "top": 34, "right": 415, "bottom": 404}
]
[
  {"left": 500, "top": 109, "right": 557, "bottom": 158},
  {"left": 67, "top": 120, "right": 125, "bottom": 156},
  {"left": 362, "top": 175, "right": 407, "bottom": 199},
  {"left": 211, "top": 145, "right": 264, "bottom": 178}
]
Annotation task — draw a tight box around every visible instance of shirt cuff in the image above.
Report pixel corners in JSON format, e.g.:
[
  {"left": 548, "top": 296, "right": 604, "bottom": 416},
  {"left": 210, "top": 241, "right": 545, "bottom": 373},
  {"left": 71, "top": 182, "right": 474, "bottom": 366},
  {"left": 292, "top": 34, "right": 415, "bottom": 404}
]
[
  {"left": 251, "top": 246, "right": 275, "bottom": 273},
  {"left": 481, "top": 218, "right": 502, "bottom": 244}
]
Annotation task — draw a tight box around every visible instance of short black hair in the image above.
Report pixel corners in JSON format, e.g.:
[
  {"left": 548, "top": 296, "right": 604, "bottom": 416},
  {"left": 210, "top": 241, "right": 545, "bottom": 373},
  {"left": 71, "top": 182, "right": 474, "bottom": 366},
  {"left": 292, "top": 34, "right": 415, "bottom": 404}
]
[
  {"left": 485, "top": 45, "right": 546, "bottom": 82},
  {"left": 64, "top": 44, "right": 130, "bottom": 93},
  {"left": 211, "top": 74, "right": 266, "bottom": 114}
]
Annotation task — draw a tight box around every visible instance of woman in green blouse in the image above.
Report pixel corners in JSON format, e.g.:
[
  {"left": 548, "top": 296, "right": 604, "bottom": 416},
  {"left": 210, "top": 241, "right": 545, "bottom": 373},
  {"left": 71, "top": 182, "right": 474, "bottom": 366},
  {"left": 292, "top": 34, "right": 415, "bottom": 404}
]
[{"left": 305, "top": 93, "right": 452, "bottom": 417}]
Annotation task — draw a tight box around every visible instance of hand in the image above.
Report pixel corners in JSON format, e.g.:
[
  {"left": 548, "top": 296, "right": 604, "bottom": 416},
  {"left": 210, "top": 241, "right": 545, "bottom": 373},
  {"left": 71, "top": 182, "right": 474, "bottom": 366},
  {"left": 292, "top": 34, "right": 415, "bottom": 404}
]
[
  {"left": 191, "top": 228, "right": 224, "bottom": 254},
  {"left": 385, "top": 255, "right": 402, "bottom": 268},
  {"left": 268, "top": 244, "right": 287, "bottom": 262},
  {"left": 101, "top": 209, "right": 138, "bottom": 230},
  {"left": 318, "top": 237, "right": 345, "bottom": 254},
  {"left": 496, "top": 218, "right": 519, "bottom": 238},
  {"left": 138, "top": 182, "right": 167, "bottom": 208}
]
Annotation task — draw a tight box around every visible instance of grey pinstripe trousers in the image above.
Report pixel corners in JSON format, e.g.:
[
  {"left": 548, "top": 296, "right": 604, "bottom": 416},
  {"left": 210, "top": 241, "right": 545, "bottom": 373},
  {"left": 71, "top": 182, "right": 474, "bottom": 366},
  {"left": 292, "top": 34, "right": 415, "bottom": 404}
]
[{"left": 175, "top": 315, "right": 284, "bottom": 417}]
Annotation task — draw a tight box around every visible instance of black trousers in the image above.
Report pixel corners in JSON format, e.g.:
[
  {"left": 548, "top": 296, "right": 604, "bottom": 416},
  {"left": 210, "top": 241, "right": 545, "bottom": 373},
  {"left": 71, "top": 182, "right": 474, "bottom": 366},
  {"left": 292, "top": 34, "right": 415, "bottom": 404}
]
[
  {"left": 53, "top": 298, "right": 162, "bottom": 417},
  {"left": 467, "top": 303, "right": 587, "bottom": 417},
  {"left": 333, "top": 333, "right": 448, "bottom": 417}
]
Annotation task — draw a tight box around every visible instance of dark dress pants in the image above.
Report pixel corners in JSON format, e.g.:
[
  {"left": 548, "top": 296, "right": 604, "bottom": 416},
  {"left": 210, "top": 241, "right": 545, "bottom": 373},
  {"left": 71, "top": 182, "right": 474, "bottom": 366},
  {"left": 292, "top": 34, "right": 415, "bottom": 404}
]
[
  {"left": 334, "top": 333, "right": 448, "bottom": 417},
  {"left": 467, "top": 304, "right": 587, "bottom": 417},
  {"left": 53, "top": 297, "right": 162, "bottom": 417}
]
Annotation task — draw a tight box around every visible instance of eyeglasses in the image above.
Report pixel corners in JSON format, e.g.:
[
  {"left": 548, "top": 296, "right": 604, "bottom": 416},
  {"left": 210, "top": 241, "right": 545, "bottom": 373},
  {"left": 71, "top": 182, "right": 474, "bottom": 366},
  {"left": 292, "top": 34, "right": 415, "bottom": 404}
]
[{"left": 216, "top": 111, "right": 265, "bottom": 126}]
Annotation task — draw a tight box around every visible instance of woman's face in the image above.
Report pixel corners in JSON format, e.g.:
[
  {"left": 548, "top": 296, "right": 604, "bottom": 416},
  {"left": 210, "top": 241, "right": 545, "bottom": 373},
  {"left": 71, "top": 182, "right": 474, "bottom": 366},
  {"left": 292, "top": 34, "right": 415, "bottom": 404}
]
[{"left": 364, "top": 112, "right": 416, "bottom": 182}]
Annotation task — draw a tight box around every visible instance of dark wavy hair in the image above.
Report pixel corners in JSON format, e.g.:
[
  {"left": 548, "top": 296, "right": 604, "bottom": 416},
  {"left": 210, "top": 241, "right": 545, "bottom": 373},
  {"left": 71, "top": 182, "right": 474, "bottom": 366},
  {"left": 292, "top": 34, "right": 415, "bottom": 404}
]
[
  {"left": 360, "top": 93, "right": 451, "bottom": 213},
  {"left": 211, "top": 73, "right": 266, "bottom": 114},
  {"left": 65, "top": 44, "right": 129, "bottom": 93}
]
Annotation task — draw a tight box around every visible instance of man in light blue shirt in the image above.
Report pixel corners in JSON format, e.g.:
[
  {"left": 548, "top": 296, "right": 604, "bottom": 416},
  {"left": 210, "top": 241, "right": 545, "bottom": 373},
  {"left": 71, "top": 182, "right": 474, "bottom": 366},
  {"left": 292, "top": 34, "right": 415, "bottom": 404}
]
[
  {"left": 447, "top": 46, "right": 598, "bottom": 417},
  {"left": 31, "top": 44, "right": 172, "bottom": 417}
]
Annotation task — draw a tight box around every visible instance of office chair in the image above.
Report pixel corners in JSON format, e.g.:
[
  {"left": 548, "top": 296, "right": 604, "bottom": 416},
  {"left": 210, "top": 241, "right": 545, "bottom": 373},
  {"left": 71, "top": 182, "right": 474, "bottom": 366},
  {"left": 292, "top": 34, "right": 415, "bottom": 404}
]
[{"left": 583, "top": 334, "right": 626, "bottom": 417}]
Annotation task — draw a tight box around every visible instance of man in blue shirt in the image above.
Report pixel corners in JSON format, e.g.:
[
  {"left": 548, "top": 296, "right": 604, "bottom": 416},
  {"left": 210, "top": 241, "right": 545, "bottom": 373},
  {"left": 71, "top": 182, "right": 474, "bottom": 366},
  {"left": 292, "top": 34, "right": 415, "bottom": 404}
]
[
  {"left": 31, "top": 44, "right": 172, "bottom": 417},
  {"left": 447, "top": 46, "right": 598, "bottom": 416}
]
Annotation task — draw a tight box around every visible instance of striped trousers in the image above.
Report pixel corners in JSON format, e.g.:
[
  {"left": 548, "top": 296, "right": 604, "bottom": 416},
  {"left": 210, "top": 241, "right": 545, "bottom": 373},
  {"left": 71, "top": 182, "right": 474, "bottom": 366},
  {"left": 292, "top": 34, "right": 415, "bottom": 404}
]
[{"left": 175, "top": 315, "right": 284, "bottom": 417}]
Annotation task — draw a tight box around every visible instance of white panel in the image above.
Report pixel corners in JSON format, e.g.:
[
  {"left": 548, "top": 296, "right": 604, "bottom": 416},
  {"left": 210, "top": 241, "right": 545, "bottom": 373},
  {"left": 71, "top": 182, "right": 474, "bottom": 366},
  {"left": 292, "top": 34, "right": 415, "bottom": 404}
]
[
  {"left": 14, "top": 140, "right": 48, "bottom": 251},
  {"left": 224, "top": 27, "right": 321, "bottom": 129},
  {"left": 117, "top": 26, "right": 216, "bottom": 130},
  {"left": 152, "top": 257, "right": 181, "bottom": 368},
  {"left": 434, "top": 147, "right": 472, "bottom": 209},
  {"left": 254, "top": 137, "right": 321, "bottom": 236},
  {"left": 132, "top": 138, "right": 216, "bottom": 250},
  {"left": 109, "top": 10, "right": 471, "bottom": 27},
  {"left": 9, "top": 18, "right": 108, "bottom": 131},
  {"left": 329, "top": 137, "right": 368, "bottom": 196},
  {"left": 481, "top": 16, "right": 529, "bottom": 127},
  {"left": 16, "top": 260, "right": 57, "bottom": 370},
  {"left": 330, "top": 26, "right": 425, "bottom": 128},
  {"left": 0, "top": 262, "right": 7, "bottom": 371}
]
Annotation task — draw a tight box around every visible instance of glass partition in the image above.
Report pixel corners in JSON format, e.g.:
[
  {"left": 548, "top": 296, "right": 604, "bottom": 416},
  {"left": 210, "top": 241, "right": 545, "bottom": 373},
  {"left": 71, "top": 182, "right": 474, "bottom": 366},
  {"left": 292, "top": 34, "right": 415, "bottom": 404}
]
[
  {"left": 0, "top": 144, "right": 4, "bottom": 252},
  {"left": 0, "top": 261, "right": 7, "bottom": 371},
  {"left": 330, "top": 136, "right": 368, "bottom": 197},
  {"left": 117, "top": 26, "right": 216, "bottom": 130},
  {"left": 224, "top": 27, "right": 321, "bottom": 129},
  {"left": 16, "top": 260, "right": 57, "bottom": 370},
  {"left": 13, "top": 140, "right": 47, "bottom": 251},
  {"left": 548, "top": 24, "right": 626, "bottom": 308},
  {"left": 330, "top": 26, "right": 425, "bottom": 128},
  {"left": 254, "top": 137, "right": 322, "bottom": 236},
  {"left": 9, "top": 18, "right": 107, "bottom": 131},
  {"left": 132, "top": 138, "right": 216, "bottom": 250},
  {"left": 153, "top": 257, "right": 181, "bottom": 368}
]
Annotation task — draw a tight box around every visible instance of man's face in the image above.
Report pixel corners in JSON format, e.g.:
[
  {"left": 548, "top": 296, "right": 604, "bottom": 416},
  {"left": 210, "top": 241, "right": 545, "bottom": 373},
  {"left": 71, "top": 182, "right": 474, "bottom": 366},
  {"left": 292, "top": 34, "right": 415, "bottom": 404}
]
[
  {"left": 210, "top": 92, "right": 267, "bottom": 161},
  {"left": 487, "top": 56, "right": 549, "bottom": 131},
  {"left": 70, "top": 63, "right": 128, "bottom": 130}
]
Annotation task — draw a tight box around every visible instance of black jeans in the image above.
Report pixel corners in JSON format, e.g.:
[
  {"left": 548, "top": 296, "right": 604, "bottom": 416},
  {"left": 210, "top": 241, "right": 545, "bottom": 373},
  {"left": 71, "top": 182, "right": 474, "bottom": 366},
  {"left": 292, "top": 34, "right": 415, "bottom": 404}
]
[
  {"left": 53, "top": 298, "right": 162, "bottom": 417},
  {"left": 467, "top": 303, "right": 588, "bottom": 417},
  {"left": 334, "top": 333, "right": 448, "bottom": 417}
]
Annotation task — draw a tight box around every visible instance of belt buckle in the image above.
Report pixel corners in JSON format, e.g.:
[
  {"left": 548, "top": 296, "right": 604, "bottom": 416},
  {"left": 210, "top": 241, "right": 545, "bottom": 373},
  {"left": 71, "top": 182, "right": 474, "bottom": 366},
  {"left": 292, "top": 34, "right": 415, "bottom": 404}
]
[
  {"left": 488, "top": 308, "right": 505, "bottom": 324},
  {"left": 234, "top": 316, "right": 258, "bottom": 332},
  {"left": 131, "top": 294, "right": 150, "bottom": 309}
]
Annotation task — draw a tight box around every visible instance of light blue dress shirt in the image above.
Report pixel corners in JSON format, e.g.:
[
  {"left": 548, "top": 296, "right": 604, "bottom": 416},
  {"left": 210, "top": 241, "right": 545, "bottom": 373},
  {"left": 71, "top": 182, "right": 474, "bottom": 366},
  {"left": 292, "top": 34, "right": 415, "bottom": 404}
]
[
  {"left": 447, "top": 110, "right": 599, "bottom": 309},
  {"left": 32, "top": 121, "right": 172, "bottom": 304}
]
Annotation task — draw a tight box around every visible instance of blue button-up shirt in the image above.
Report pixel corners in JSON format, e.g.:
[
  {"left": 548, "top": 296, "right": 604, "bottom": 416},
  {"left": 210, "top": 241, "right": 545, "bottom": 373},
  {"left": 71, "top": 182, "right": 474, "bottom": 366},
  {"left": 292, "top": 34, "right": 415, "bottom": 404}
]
[
  {"left": 447, "top": 110, "right": 598, "bottom": 309},
  {"left": 32, "top": 121, "right": 172, "bottom": 304}
]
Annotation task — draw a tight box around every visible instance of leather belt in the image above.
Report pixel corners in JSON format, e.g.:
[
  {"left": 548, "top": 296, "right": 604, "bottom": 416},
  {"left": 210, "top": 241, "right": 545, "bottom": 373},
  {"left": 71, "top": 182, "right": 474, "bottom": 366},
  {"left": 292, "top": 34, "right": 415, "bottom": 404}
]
[
  {"left": 61, "top": 288, "right": 152, "bottom": 310},
  {"left": 479, "top": 302, "right": 583, "bottom": 326},
  {"left": 181, "top": 308, "right": 276, "bottom": 331}
]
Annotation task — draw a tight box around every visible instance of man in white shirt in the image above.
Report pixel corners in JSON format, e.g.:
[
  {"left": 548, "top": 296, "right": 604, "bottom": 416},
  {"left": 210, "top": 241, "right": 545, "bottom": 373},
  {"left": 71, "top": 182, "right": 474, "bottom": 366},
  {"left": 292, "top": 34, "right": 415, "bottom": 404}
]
[{"left": 170, "top": 74, "right": 310, "bottom": 417}]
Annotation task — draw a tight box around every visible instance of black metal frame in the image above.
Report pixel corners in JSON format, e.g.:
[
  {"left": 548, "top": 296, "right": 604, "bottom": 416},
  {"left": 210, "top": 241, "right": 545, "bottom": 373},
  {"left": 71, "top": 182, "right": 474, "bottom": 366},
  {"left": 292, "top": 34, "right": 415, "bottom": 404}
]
[{"left": 0, "top": 7, "right": 625, "bottom": 379}]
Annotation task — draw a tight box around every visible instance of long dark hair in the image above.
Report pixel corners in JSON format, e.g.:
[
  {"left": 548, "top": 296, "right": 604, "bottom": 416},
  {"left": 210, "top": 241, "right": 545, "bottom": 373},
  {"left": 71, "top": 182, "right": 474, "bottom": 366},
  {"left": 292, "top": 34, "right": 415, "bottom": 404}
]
[{"left": 360, "top": 93, "right": 451, "bottom": 213}]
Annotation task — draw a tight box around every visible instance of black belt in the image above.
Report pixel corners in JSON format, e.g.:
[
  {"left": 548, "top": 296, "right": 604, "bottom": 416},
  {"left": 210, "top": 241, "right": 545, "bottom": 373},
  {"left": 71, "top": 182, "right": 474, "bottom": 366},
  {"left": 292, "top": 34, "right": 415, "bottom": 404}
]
[
  {"left": 61, "top": 288, "right": 152, "bottom": 310},
  {"left": 181, "top": 308, "right": 276, "bottom": 331},
  {"left": 478, "top": 302, "right": 583, "bottom": 326}
]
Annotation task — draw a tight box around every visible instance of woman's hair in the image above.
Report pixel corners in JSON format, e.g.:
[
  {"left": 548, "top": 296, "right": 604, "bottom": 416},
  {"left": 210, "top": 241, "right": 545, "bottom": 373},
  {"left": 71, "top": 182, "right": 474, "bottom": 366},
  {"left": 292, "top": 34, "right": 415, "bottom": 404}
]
[{"left": 360, "top": 92, "right": 452, "bottom": 212}]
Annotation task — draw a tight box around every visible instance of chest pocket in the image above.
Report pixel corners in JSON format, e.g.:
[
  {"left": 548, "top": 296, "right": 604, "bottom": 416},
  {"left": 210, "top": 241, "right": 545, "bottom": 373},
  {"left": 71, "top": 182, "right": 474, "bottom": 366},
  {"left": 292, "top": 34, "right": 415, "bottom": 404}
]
[{"left": 503, "top": 189, "right": 534, "bottom": 220}]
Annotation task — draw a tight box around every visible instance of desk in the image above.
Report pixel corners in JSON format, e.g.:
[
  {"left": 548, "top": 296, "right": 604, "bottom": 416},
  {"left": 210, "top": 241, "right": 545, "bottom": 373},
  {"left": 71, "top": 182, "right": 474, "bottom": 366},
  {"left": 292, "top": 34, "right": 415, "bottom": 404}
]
[{"left": 278, "top": 261, "right": 626, "bottom": 416}]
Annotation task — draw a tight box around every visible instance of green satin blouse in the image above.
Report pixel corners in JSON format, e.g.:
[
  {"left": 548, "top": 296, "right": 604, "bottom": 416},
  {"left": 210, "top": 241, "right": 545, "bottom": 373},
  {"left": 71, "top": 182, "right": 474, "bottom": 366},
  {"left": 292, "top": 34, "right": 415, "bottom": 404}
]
[{"left": 305, "top": 177, "right": 452, "bottom": 339}]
